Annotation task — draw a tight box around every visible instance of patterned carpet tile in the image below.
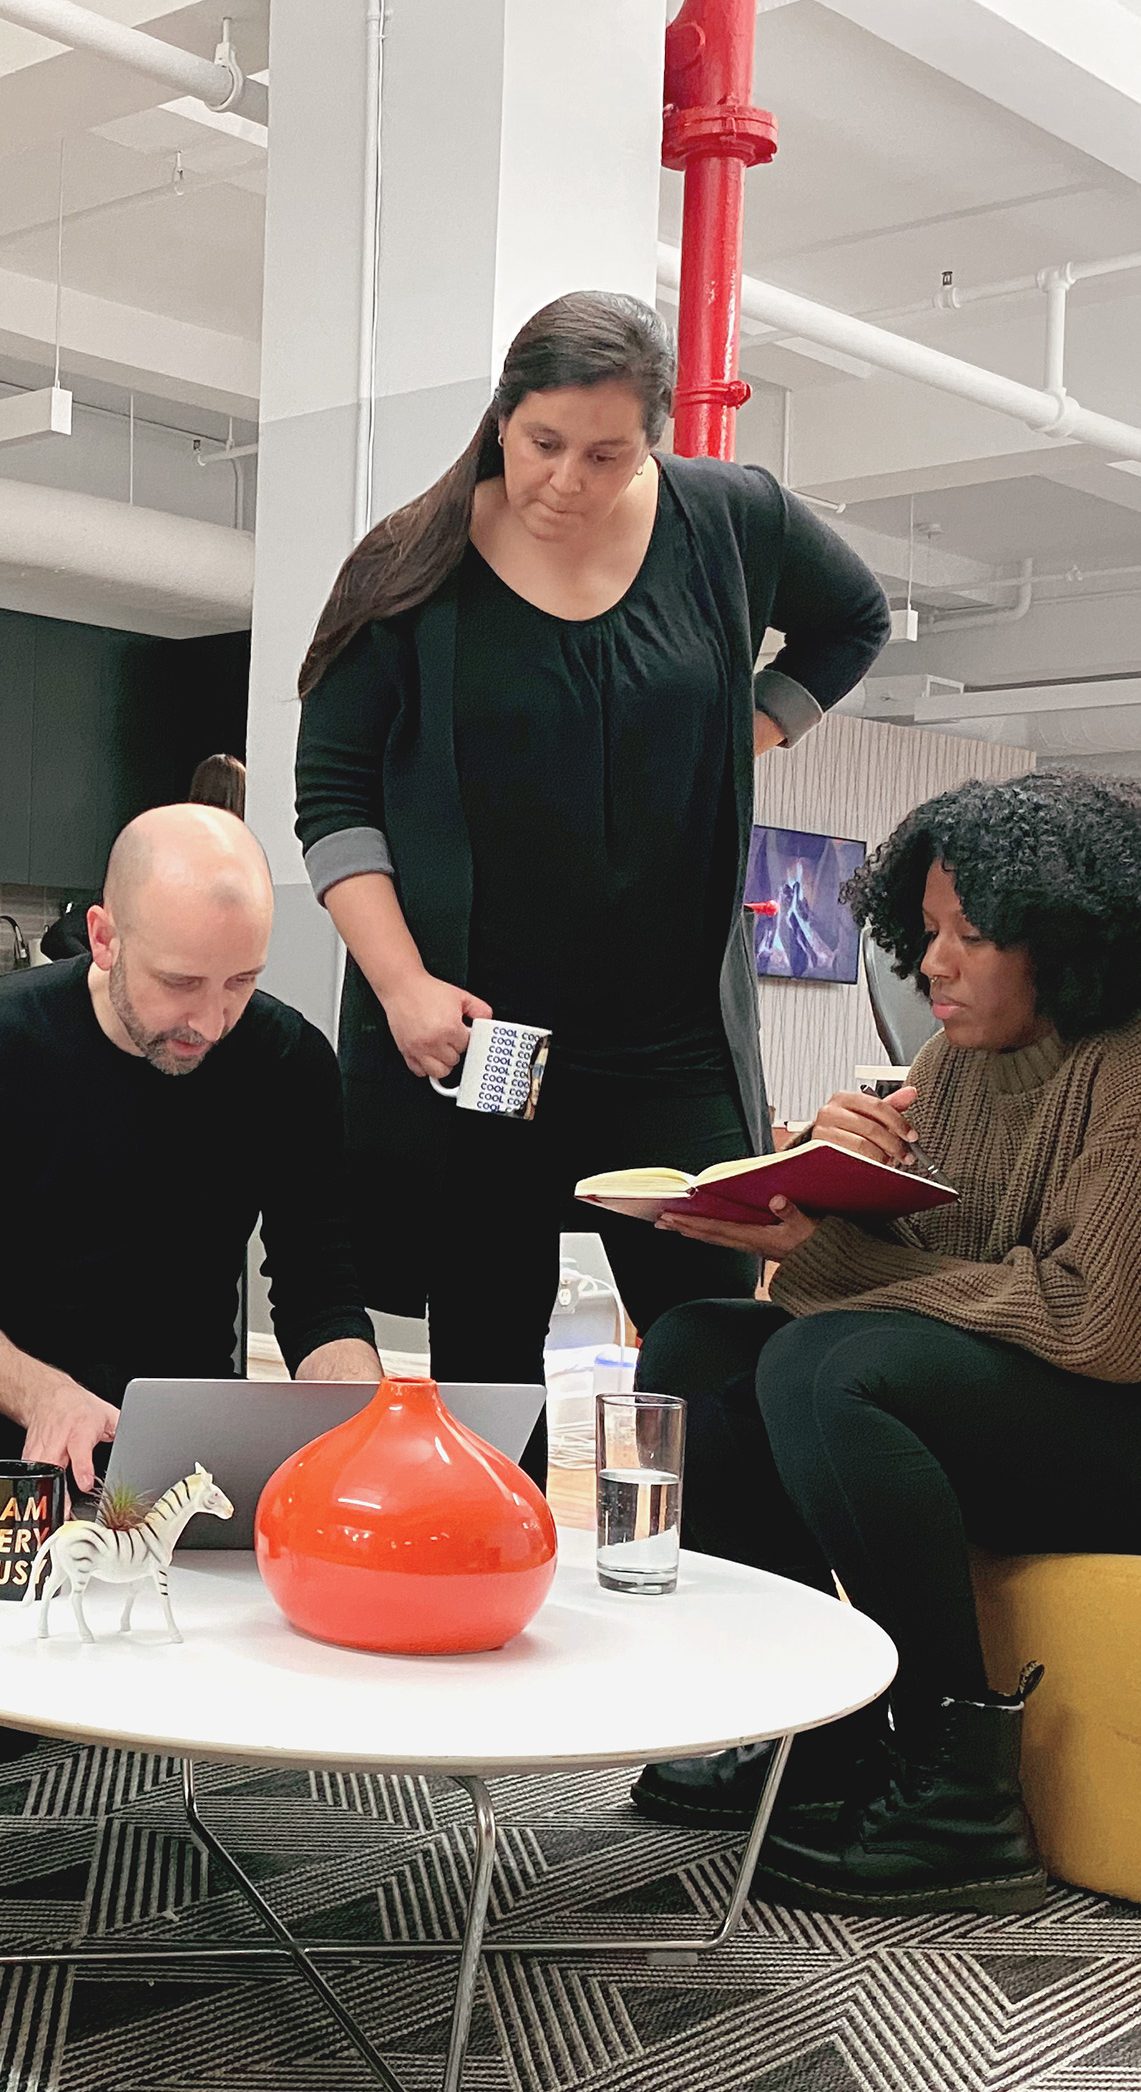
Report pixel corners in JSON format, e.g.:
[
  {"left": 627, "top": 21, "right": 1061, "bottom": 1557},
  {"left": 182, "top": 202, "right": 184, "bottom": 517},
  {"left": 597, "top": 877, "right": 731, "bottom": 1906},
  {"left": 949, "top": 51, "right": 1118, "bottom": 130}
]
[{"left": 0, "top": 1742, "right": 1136, "bottom": 2092}]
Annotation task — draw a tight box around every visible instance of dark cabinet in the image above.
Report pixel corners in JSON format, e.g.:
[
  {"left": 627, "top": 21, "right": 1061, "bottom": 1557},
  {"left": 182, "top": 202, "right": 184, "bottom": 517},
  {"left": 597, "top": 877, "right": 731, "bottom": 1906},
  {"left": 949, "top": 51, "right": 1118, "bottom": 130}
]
[
  {"left": 28, "top": 620, "right": 117, "bottom": 888},
  {"left": 0, "top": 611, "right": 35, "bottom": 883},
  {"left": 0, "top": 611, "right": 248, "bottom": 893}
]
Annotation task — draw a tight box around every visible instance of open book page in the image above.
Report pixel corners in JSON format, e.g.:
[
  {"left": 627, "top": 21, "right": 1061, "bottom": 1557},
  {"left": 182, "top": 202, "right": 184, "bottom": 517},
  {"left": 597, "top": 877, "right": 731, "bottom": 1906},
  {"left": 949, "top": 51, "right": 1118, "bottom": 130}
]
[{"left": 576, "top": 1141, "right": 957, "bottom": 1226}]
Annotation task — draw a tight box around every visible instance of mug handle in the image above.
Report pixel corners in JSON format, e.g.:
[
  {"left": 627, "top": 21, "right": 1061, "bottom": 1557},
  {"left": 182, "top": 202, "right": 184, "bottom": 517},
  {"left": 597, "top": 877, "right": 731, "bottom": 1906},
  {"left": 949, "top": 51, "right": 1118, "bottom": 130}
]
[{"left": 430, "top": 1016, "right": 481, "bottom": 1099}]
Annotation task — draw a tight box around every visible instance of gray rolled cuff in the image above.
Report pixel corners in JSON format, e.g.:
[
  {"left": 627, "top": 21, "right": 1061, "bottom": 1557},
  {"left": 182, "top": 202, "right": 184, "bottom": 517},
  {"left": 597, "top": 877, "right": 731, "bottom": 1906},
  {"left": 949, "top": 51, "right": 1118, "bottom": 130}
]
[
  {"left": 304, "top": 825, "right": 394, "bottom": 904},
  {"left": 754, "top": 667, "right": 824, "bottom": 748}
]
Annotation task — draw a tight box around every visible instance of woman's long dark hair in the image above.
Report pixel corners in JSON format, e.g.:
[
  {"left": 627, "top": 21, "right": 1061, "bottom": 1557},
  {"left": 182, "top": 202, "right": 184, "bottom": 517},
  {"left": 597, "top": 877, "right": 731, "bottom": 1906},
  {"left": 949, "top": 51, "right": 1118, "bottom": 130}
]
[{"left": 299, "top": 291, "right": 676, "bottom": 696}]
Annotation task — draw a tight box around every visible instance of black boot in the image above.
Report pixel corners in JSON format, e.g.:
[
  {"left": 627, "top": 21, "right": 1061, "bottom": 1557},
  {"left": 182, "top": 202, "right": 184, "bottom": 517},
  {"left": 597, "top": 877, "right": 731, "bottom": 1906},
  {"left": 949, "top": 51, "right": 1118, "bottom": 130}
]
[
  {"left": 0, "top": 1726, "right": 41, "bottom": 1763},
  {"left": 632, "top": 1739, "right": 784, "bottom": 1830},
  {"left": 631, "top": 1700, "right": 889, "bottom": 1831},
  {"left": 751, "top": 1665, "right": 1048, "bottom": 1917}
]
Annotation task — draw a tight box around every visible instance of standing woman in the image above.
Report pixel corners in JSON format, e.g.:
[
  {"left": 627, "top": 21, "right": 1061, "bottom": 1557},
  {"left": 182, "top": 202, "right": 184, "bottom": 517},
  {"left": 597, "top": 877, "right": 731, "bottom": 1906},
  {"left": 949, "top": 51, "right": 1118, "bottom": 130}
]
[{"left": 295, "top": 292, "right": 889, "bottom": 1459}]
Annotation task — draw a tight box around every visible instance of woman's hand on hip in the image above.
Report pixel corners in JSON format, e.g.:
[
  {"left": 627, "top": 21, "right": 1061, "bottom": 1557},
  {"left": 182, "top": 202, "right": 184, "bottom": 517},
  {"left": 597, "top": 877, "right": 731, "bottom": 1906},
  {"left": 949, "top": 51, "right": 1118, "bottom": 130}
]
[
  {"left": 381, "top": 972, "right": 493, "bottom": 1079},
  {"left": 811, "top": 1084, "right": 918, "bottom": 1167},
  {"left": 656, "top": 1196, "right": 818, "bottom": 1258}
]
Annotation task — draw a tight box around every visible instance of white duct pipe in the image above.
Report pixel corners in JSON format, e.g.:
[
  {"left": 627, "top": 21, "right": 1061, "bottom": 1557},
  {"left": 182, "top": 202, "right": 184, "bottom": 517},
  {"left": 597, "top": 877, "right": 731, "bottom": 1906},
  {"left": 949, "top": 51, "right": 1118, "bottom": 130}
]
[
  {"left": 0, "top": 478, "right": 252, "bottom": 621},
  {"left": 0, "top": 0, "right": 265, "bottom": 119},
  {"left": 922, "top": 558, "right": 1033, "bottom": 635},
  {"left": 657, "top": 244, "right": 1141, "bottom": 463}
]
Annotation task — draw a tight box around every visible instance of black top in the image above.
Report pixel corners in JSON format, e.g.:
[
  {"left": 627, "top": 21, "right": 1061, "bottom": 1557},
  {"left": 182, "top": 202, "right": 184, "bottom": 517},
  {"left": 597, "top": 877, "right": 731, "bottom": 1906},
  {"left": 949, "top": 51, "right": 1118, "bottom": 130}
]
[
  {"left": 0, "top": 961, "right": 373, "bottom": 1405},
  {"left": 294, "top": 457, "right": 891, "bottom": 1311},
  {"left": 454, "top": 475, "right": 733, "bottom": 1080}
]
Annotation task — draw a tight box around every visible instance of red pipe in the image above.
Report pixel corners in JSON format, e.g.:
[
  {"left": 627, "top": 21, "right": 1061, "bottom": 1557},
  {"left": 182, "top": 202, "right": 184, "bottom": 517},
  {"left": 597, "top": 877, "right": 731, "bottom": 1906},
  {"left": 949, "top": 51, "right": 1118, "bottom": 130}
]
[{"left": 663, "top": 0, "right": 778, "bottom": 459}]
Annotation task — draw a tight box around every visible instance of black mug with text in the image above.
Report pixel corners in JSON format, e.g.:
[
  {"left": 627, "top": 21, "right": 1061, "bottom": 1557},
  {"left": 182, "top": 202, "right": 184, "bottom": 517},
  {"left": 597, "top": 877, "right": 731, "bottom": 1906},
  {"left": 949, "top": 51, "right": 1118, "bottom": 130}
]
[{"left": 0, "top": 1462, "right": 66, "bottom": 1599}]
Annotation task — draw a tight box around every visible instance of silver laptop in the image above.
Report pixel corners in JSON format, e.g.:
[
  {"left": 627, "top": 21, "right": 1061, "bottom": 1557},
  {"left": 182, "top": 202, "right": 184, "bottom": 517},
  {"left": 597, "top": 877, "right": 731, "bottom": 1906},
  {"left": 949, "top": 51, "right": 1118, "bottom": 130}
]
[{"left": 104, "top": 1380, "right": 548, "bottom": 1549}]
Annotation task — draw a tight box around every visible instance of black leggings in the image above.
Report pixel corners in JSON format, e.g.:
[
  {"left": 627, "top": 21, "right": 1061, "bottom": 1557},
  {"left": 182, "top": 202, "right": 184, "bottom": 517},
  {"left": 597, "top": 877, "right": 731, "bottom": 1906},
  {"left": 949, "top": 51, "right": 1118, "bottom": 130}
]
[
  {"left": 427, "top": 1064, "right": 759, "bottom": 1477},
  {"left": 637, "top": 1302, "right": 1141, "bottom": 1708}
]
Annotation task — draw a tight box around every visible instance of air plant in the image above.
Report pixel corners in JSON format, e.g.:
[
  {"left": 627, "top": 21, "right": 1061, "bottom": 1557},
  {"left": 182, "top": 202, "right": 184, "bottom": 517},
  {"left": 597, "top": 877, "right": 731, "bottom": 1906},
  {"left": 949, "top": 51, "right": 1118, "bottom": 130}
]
[{"left": 93, "top": 1481, "right": 155, "bottom": 1532}]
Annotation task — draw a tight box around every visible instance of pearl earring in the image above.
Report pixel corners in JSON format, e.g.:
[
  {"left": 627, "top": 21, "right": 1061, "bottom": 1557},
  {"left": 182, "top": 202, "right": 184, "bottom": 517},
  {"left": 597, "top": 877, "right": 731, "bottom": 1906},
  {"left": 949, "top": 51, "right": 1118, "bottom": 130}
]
[{"left": 497, "top": 432, "right": 504, "bottom": 448}]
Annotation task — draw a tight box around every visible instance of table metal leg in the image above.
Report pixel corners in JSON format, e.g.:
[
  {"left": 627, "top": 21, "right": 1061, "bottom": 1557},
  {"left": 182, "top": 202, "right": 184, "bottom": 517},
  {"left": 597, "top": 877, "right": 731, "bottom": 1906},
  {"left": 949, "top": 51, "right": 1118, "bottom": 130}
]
[
  {"left": 180, "top": 1758, "right": 405, "bottom": 2092},
  {"left": 485, "top": 1728, "right": 794, "bottom": 1961},
  {"left": 0, "top": 1735, "right": 794, "bottom": 2084},
  {"left": 442, "top": 1776, "right": 496, "bottom": 2092},
  {"left": 181, "top": 1759, "right": 499, "bottom": 2092}
]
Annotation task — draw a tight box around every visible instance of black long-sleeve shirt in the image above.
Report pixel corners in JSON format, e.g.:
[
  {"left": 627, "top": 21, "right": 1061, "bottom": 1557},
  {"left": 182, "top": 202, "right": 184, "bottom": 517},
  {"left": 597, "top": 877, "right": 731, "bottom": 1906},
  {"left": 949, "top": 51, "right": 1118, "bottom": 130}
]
[
  {"left": 0, "top": 960, "right": 373, "bottom": 1404},
  {"left": 295, "top": 462, "right": 891, "bottom": 903},
  {"left": 291, "top": 456, "right": 889, "bottom": 1310}
]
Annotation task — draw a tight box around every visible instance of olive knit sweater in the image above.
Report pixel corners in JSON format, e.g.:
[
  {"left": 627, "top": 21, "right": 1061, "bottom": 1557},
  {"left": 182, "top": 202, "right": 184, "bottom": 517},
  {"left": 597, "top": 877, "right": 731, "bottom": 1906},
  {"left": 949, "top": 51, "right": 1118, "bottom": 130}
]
[{"left": 770, "top": 1017, "right": 1141, "bottom": 1383}]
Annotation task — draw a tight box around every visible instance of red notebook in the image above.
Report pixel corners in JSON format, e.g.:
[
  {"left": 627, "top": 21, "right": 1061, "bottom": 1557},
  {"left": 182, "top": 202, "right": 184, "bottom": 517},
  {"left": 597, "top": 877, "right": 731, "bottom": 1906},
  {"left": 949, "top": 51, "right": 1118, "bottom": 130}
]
[{"left": 575, "top": 1140, "right": 957, "bottom": 1226}]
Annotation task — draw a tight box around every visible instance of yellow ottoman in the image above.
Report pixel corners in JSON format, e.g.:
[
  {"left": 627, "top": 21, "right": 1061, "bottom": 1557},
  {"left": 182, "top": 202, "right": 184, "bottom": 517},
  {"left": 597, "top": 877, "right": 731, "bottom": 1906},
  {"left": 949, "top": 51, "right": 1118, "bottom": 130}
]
[{"left": 972, "top": 1551, "right": 1141, "bottom": 1903}]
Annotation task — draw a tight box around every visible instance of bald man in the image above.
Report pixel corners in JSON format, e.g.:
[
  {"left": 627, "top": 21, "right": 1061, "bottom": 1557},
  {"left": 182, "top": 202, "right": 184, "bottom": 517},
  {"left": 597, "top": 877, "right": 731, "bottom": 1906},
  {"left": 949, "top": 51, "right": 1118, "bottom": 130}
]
[{"left": 0, "top": 805, "right": 381, "bottom": 1492}]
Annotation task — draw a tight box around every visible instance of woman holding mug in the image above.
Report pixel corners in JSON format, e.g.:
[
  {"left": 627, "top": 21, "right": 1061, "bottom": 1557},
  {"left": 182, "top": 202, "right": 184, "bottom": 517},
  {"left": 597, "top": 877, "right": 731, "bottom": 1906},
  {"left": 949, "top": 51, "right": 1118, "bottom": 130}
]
[{"left": 294, "top": 291, "right": 889, "bottom": 1467}]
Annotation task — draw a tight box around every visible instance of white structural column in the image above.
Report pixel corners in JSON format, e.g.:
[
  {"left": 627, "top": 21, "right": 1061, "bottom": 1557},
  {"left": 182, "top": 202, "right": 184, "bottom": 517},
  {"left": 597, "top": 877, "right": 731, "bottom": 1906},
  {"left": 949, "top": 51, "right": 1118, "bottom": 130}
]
[{"left": 246, "top": 0, "right": 668, "bottom": 1035}]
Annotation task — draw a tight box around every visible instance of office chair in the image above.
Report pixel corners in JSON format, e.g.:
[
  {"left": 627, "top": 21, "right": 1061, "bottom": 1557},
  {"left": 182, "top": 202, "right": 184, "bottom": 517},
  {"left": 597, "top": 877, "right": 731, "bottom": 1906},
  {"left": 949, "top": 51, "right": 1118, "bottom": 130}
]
[{"left": 861, "top": 925, "right": 940, "bottom": 1067}]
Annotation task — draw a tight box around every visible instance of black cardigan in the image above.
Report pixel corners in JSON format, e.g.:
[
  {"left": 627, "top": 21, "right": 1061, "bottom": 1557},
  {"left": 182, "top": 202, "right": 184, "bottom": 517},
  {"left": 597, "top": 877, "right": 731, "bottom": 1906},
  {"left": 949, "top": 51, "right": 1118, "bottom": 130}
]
[{"left": 296, "top": 456, "right": 889, "bottom": 1309}]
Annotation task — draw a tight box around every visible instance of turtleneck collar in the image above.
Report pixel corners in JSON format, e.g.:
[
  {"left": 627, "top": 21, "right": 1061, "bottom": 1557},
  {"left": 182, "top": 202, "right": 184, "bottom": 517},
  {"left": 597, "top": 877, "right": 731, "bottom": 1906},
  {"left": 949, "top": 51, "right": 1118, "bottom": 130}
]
[{"left": 986, "top": 1028, "right": 1069, "bottom": 1097}]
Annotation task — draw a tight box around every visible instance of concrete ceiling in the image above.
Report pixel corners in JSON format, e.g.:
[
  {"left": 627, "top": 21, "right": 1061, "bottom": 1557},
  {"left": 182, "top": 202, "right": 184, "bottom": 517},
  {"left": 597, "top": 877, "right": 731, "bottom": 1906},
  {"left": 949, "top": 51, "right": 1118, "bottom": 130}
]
[
  {"left": 661, "top": 3, "right": 1141, "bottom": 322},
  {"left": 697, "top": 0, "right": 1141, "bottom": 767},
  {"left": 0, "top": 2, "right": 267, "bottom": 419}
]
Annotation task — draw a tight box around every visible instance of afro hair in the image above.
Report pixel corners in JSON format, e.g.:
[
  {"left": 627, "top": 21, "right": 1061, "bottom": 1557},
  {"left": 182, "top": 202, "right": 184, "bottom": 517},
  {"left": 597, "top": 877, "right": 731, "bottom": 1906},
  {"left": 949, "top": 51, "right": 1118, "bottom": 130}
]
[{"left": 843, "top": 768, "right": 1141, "bottom": 1042}]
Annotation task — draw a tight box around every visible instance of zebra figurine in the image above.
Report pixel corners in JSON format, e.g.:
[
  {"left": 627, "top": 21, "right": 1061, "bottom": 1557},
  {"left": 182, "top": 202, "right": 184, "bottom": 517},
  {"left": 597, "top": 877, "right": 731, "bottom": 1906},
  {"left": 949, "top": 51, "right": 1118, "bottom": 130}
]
[{"left": 25, "top": 1465, "right": 234, "bottom": 1645}]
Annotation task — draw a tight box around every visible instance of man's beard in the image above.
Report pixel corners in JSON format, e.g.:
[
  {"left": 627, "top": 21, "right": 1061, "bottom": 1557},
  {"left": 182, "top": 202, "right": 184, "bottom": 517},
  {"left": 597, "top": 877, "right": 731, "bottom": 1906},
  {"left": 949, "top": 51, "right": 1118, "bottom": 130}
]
[{"left": 108, "top": 957, "right": 221, "bottom": 1077}]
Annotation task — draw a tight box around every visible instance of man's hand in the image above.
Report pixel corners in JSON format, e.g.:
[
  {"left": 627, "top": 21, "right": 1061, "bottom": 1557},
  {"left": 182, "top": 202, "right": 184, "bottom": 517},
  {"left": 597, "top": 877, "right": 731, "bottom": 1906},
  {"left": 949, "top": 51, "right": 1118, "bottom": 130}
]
[
  {"left": 657, "top": 1195, "right": 818, "bottom": 1260},
  {"left": 21, "top": 1378, "right": 118, "bottom": 1494},
  {"left": 295, "top": 1338, "right": 384, "bottom": 1382},
  {"left": 381, "top": 971, "right": 493, "bottom": 1080},
  {"left": 811, "top": 1084, "right": 919, "bottom": 1168}
]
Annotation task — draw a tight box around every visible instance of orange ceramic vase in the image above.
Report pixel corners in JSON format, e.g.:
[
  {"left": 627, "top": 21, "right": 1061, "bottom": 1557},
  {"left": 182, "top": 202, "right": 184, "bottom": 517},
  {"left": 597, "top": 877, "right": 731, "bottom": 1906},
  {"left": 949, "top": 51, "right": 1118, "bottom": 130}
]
[{"left": 254, "top": 1377, "right": 558, "bottom": 1654}]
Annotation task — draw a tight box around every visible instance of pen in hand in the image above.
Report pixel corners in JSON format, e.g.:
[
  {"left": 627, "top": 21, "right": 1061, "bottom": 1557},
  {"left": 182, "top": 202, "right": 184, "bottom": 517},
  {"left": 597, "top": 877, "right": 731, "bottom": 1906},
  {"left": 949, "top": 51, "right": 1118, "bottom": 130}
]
[{"left": 858, "top": 1082, "right": 947, "bottom": 1183}]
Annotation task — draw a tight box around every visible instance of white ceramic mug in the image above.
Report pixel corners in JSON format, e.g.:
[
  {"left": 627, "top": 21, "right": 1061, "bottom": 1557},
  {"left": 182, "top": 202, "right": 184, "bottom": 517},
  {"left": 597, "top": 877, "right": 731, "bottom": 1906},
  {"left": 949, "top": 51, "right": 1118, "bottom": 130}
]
[{"left": 430, "top": 1018, "right": 552, "bottom": 1120}]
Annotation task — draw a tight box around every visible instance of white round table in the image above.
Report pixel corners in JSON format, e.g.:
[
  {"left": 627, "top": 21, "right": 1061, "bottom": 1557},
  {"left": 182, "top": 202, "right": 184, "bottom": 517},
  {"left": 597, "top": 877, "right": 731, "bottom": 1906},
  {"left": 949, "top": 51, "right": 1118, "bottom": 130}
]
[{"left": 0, "top": 1530, "right": 895, "bottom": 2092}]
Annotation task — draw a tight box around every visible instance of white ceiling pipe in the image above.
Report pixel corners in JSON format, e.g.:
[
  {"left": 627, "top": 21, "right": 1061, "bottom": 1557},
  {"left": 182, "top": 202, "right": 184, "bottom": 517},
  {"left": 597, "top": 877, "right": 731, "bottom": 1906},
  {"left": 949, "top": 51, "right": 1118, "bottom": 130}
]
[
  {"left": 909, "top": 562, "right": 1141, "bottom": 596},
  {"left": 657, "top": 244, "right": 1141, "bottom": 463},
  {"left": 1041, "top": 269, "right": 1071, "bottom": 394},
  {"left": 195, "top": 439, "right": 258, "bottom": 466},
  {"left": 922, "top": 559, "right": 1033, "bottom": 635},
  {"left": 870, "top": 277, "right": 1036, "bottom": 323},
  {"left": 865, "top": 250, "right": 1141, "bottom": 328},
  {"left": 1021, "top": 563, "right": 1141, "bottom": 588},
  {"left": 1073, "top": 250, "right": 1141, "bottom": 283},
  {"left": 0, "top": 477, "right": 252, "bottom": 619},
  {"left": 0, "top": 1, "right": 265, "bottom": 119},
  {"left": 913, "top": 678, "right": 1141, "bottom": 725}
]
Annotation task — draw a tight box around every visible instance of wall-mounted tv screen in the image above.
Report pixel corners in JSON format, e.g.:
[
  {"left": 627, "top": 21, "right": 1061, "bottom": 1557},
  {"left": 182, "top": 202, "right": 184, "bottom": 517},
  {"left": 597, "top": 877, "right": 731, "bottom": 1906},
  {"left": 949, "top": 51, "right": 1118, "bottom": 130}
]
[{"left": 745, "top": 824, "right": 866, "bottom": 984}]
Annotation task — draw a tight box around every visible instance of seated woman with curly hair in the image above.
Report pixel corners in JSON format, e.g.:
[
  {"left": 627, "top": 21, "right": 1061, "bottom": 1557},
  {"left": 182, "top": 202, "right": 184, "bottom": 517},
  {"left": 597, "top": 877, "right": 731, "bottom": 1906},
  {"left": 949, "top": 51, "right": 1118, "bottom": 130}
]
[{"left": 631, "top": 768, "right": 1141, "bottom": 1918}]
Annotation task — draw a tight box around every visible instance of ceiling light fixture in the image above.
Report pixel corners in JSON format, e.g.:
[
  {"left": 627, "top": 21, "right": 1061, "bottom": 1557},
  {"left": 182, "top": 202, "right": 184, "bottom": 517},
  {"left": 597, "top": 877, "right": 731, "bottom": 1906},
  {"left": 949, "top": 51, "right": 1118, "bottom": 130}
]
[{"left": 0, "top": 139, "right": 73, "bottom": 450}]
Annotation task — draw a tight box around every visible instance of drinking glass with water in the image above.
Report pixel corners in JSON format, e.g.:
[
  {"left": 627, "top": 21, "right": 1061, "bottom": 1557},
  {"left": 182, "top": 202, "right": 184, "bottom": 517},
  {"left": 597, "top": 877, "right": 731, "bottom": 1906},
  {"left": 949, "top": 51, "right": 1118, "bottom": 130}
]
[{"left": 595, "top": 1393, "right": 685, "bottom": 1595}]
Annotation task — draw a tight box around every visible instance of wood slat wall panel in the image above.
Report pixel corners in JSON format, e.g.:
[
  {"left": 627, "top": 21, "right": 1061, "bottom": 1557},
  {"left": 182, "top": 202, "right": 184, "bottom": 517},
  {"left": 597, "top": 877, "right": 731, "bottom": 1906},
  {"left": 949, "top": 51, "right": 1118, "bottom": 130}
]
[{"left": 754, "top": 714, "right": 1034, "bottom": 1124}]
